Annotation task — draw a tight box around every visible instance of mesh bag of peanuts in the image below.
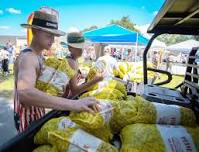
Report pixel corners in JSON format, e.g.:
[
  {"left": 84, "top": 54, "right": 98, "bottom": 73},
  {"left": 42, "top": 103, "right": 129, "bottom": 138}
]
[
  {"left": 36, "top": 57, "right": 76, "bottom": 96},
  {"left": 120, "top": 123, "right": 199, "bottom": 152},
  {"left": 34, "top": 116, "right": 118, "bottom": 152}
]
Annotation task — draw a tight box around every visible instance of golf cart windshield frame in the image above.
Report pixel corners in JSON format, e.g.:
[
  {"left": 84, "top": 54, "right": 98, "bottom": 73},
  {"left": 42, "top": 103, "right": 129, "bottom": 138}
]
[{"left": 143, "top": 0, "right": 199, "bottom": 84}]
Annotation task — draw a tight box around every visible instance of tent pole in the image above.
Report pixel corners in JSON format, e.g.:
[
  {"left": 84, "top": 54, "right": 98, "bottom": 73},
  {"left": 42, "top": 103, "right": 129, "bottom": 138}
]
[{"left": 135, "top": 33, "right": 138, "bottom": 62}]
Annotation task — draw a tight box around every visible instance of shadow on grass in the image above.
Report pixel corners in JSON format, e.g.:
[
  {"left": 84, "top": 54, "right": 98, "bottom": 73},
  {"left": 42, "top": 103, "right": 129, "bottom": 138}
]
[{"left": 0, "top": 73, "right": 14, "bottom": 100}]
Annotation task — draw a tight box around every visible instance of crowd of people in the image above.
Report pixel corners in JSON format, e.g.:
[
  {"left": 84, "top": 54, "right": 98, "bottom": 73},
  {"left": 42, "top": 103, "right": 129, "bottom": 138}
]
[{"left": 152, "top": 51, "right": 173, "bottom": 73}]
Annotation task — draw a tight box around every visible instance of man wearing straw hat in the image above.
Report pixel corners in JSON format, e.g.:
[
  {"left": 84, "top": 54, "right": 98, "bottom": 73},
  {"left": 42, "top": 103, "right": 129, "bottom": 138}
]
[
  {"left": 14, "top": 10, "right": 100, "bottom": 133},
  {"left": 62, "top": 30, "right": 104, "bottom": 98}
]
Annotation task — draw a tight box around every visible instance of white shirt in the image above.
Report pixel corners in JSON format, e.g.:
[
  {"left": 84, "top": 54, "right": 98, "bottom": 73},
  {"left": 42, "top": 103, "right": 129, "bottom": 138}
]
[{"left": 0, "top": 49, "right": 9, "bottom": 60}]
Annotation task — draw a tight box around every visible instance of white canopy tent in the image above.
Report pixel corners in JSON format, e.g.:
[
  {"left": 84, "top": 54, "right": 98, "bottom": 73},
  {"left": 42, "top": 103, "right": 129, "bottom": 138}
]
[
  {"left": 151, "top": 39, "right": 166, "bottom": 48},
  {"left": 167, "top": 39, "right": 199, "bottom": 53},
  {"left": 143, "top": 33, "right": 167, "bottom": 49}
]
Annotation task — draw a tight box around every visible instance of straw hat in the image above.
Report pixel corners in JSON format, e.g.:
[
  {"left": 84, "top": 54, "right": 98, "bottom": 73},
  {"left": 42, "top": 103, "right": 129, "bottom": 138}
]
[{"left": 21, "top": 11, "right": 65, "bottom": 36}]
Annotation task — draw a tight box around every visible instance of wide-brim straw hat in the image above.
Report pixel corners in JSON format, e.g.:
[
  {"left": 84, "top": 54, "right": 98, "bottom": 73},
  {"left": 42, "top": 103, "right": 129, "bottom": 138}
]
[{"left": 21, "top": 11, "right": 65, "bottom": 36}]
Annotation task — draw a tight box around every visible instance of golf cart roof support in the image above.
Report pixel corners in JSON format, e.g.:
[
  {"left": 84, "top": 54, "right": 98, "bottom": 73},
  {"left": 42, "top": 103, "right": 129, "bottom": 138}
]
[
  {"left": 143, "top": 33, "right": 160, "bottom": 84},
  {"left": 175, "top": 8, "right": 199, "bottom": 25},
  {"left": 147, "top": 0, "right": 199, "bottom": 35}
]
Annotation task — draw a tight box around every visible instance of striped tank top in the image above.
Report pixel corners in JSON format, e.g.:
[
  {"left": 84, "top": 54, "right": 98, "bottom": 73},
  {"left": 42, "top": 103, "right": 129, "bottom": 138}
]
[{"left": 14, "top": 48, "right": 45, "bottom": 133}]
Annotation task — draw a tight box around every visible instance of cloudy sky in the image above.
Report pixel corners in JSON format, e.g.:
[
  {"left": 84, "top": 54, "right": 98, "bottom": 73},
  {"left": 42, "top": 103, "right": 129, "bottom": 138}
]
[{"left": 0, "top": 0, "right": 165, "bottom": 35}]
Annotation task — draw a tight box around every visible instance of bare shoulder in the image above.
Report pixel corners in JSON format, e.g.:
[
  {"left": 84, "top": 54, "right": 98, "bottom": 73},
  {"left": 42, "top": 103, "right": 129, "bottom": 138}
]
[{"left": 17, "top": 52, "right": 39, "bottom": 69}]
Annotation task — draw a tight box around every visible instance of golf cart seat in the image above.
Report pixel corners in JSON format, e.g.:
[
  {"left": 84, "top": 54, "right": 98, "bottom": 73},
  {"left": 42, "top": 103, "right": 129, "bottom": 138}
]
[{"left": 143, "top": 47, "right": 199, "bottom": 108}]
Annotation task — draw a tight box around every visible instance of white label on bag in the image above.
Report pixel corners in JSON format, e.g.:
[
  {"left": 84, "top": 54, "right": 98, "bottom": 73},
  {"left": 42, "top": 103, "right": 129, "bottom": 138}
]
[
  {"left": 153, "top": 102, "right": 181, "bottom": 125},
  {"left": 157, "top": 125, "right": 197, "bottom": 152},
  {"left": 58, "top": 118, "right": 76, "bottom": 130},
  {"left": 38, "top": 66, "right": 55, "bottom": 83},
  {"left": 38, "top": 66, "right": 70, "bottom": 92},
  {"left": 99, "top": 100, "right": 113, "bottom": 124},
  {"left": 68, "top": 129, "right": 102, "bottom": 152},
  {"left": 49, "top": 70, "right": 70, "bottom": 91}
]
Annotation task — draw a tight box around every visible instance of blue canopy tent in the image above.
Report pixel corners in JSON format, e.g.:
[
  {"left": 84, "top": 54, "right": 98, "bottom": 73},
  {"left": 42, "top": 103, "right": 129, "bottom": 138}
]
[
  {"left": 84, "top": 24, "right": 149, "bottom": 60},
  {"left": 84, "top": 24, "right": 149, "bottom": 45}
]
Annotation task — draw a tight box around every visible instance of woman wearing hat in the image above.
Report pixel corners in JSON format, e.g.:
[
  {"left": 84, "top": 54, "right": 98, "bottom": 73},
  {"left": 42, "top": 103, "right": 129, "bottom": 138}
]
[
  {"left": 14, "top": 11, "right": 100, "bottom": 133},
  {"left": 63, "top": 31, "right": 104, "bottom": 98}
]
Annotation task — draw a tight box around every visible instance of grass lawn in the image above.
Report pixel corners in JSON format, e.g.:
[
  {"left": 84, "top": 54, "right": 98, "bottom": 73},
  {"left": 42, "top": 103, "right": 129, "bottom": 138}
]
[
  {"left": 0, "top": 64, "right": 14, "bottom": 99},
  {"left": 155, "top": 74, "right": 184, "bottom": 89}
]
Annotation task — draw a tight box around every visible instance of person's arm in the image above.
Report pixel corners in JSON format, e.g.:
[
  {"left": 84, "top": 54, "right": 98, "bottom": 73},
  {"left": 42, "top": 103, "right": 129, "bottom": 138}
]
[
  {"left": 17, "top": 53, "right": 100, "bottom": 113},
  {"left": 69, "top": 73, "right": 103, "bottom": 97},
  {"left": 67, "top": 59, "right": 103, "bottom": 97}
]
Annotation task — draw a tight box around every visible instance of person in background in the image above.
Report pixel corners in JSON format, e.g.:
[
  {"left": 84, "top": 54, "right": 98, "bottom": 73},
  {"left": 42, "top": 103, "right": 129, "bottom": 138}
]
[
  {"left": 152, "top": 51, "right": 160, "bottom": 78},
  {"left": 63, "top": 31, "right": 103, "bottom": 98},
  {"left": 152, "top": 51, "right": 159, "bottom": 69},
  {"left": 90, "top": 47, "right": 96, "bottom": 61},
  {"left": 97, "top": 47, "right": 118, "bottom": 78},
  {"left": 166, "top": 53, "right": 172, "bottom": 73},
  {"left": 1, "top": 47, "right": 9, "bottom": 76},
  {"left": 0, "top": 48, "right": 3, "bottom": 73},
  {"left": 7, "top": 44, "right": 14, "bottom": 64},
  {"left": 127, "top": 49, "right": 132, "bottom": 62},
  {"left": 82, "top": 47, "right": 90, "bottom": 61}
]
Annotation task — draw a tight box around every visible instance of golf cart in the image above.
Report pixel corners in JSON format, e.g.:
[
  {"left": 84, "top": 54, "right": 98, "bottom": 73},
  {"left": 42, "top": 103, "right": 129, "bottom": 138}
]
[
  {"left": 142, "top": 0, "right": 199, "bottom": 121},
  {"left": 0, "top": 0, "right": 199, "bottom": 151}
]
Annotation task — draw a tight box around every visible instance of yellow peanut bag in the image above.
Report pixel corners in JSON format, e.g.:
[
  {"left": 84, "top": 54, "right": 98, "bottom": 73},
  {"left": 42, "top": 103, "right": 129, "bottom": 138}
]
[
  {"left": 47, "top": 128, "right": 118, "bottom": 152},
  {"left": 120, "top": 124, "right": 199, "bottom": 152},
  {"left": 34, "top": 117, "right": 78, "bottom": 145},
  {"left": 69, "top": 99, "right": 115, "bottom": 142},
  {"left": 133, "top": 96, "right": 197, "bottom": 126},
  {"left": 91, "top": 79, "right": 127, "bottom": 95},
  {"left": 110, "top": 96, "right": 196, "bottom": 133},
  {"left": 81, "top": 87, "right": 125, "bottom": 100},
  {"left": 69, "top": 99, "right": 115, "bottom": 129},
  {"left": 32, "top": 145, "right": 58, "bottom": 152},
  {"left": 69, "top": 99, "right": 134, "bottom": 136},
  {"left": 36, "top": 58, "right": 76, "bottom": 96},
  {"left": 34, "top": 116, "right": 112, "bottom": 144},
  {"left": 34, "top": 116, "right": 117, "bottom": 152},
  {"left": 86, "top": 126, "right": 113, "bottom": 142},
  {"left": 86, "top": 60, "right": 106, "bottom": 81},
  {"left": 109, "top": 100, "right": 137, "bottom": 133}
]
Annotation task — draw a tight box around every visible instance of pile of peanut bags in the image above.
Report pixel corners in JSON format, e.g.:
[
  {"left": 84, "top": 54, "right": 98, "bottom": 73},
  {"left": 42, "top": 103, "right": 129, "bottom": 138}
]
[
  {"left": 113, "top": 62, "right": 155, "bottom": 83},
  {"left": 33, "top": 58, "right": 199, "bottom": 152}
]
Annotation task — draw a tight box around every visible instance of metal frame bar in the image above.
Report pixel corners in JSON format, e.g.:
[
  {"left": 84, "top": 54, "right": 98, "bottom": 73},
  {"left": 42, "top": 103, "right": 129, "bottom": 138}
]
[
  {"left": 143, "top": 33, "right": 161, "bottom": 84},
  {"left": 175, "top": 9, "right": 199, "bottom": 25},
  {"left": 147, "top": 0, "right": 175, "bottom": 33},
  {"left": 147, "top": 68, "right": 173, "bottom": 86}
]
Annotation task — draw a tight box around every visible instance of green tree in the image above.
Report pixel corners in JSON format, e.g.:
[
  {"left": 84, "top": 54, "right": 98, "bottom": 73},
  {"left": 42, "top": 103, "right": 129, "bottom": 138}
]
[
  {"left": 110, "top": 16, "right": 140, "bottom": 32},
  {"left": 193, "top": 36, "right": 199, "bottom": 41},
  {"left": 157, "top": 34, "right": 193, "bottom": 45},
  {"left": 82, "top": 25, "right": 98, "bottom": 32}
]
